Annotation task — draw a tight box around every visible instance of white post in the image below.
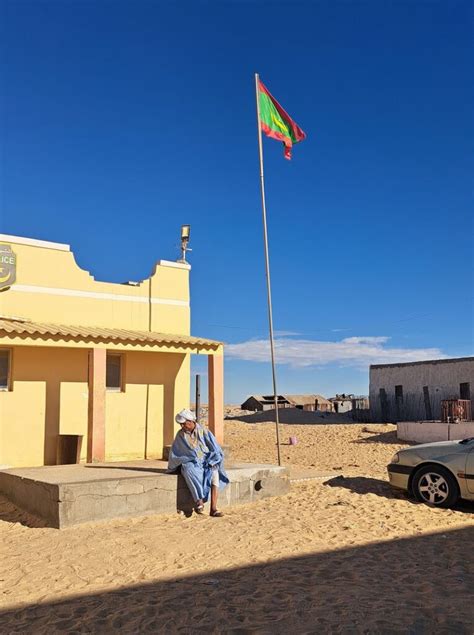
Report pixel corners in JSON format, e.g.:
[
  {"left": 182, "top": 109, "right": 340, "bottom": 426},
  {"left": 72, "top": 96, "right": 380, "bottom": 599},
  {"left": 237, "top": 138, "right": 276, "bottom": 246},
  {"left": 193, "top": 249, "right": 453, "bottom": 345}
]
[{"left": 255, "top": 72, "right": 282, "bottom": 466}]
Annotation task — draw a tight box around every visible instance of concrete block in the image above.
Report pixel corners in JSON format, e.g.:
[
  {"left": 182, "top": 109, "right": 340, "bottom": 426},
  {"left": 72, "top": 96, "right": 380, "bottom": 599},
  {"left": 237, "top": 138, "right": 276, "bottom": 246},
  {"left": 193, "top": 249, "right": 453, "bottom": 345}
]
[
  {"left": 397, "top": 421, "right": 449, "bottom": 443},
  {"left": 0, "top": 461, "right": 289, "bottom": 528},
  {"left": 397, "top": 421, "right": 474, "bottom": 443},
  {"left": 447, "top": 422, "right": 474, "bottom": 441}
]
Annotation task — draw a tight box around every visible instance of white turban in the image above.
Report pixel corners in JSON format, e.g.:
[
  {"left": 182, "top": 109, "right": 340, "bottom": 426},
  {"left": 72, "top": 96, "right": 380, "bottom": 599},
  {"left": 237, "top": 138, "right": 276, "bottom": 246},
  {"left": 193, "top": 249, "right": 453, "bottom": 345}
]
[{"left": 175, "top": 408, "right": 197, "bottom": 424}]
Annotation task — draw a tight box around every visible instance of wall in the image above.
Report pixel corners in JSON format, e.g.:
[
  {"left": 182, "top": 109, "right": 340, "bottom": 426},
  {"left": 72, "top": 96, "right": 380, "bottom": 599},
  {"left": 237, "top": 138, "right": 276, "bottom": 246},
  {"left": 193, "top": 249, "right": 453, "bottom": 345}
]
[
  {"left": 397, "top": 421, "right": 474, "bottom": 443},
  {"left": 0, "top": 234, "right": 194, "bottom": 468},
  {"left": 332, "top": 400, "right": 352, "bottom": 413},
  {"left": 0, "top": 346, "right": 88, "bottom": 467},
  {"left": 0, "top": 235, "right": 190, "bottom": 334},
  {"left": 105, "top": 350, "right": 189, "bottom": 461},
  {"left": 241, "top": 397, "right": 262, "bottom": 411},
  {"left": 0, "top": 346, "right": 189, "bottom": 468},
  {"left": 370, "top": 358, "right": 474, "bottom": 422}
]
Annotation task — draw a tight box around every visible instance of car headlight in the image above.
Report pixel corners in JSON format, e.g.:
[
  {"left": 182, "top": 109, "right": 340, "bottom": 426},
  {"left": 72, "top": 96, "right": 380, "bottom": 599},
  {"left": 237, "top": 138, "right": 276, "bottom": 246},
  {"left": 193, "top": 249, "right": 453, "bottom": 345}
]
[{"left": 390, "top": 452, "right": 400, "bottom": 464}]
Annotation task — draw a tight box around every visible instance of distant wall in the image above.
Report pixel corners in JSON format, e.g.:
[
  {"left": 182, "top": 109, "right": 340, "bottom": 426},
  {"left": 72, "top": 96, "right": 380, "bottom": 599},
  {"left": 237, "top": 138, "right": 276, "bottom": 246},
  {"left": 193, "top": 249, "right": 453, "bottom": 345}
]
[
  {"left": 332, "top": 400, "right": 352, "bottom": 413},
  {"left": 241, "top": 397, "right": 263, "bottom": 411},
  {"left": 397, "top": 421, "right": 474, "bottom": 443},
  {"left": 370, "top": 358, "right": 474, "bottom": 422}
]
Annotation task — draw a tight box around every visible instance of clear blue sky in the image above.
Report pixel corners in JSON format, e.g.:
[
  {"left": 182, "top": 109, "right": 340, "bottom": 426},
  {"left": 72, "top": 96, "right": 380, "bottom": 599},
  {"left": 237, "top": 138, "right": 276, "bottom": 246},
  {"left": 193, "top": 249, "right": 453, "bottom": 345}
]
[{"left": 1, "top": 1, "right": 473, "bottom": 403}]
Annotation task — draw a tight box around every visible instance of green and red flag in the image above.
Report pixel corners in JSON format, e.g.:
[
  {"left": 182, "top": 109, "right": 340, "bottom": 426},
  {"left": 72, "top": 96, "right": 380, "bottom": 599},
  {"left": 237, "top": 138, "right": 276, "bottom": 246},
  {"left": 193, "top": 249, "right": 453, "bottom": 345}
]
[{"left": 258, "top": 80, "right": 306, "bottom": 160}]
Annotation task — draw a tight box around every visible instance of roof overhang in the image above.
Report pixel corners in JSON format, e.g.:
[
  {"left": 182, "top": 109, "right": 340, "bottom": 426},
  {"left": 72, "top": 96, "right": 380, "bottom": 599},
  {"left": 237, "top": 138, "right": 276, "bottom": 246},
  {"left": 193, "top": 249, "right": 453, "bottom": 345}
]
[{"left": 0, "top": 318, "right": 223, "bottom": 355}]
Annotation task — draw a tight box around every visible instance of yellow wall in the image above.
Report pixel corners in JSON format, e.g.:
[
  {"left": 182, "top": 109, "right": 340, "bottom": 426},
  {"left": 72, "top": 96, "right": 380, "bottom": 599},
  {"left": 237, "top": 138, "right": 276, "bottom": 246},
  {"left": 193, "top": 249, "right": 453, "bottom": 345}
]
[
  {"left": 0, "top": 236, "right": 190, "bottom": 334},
  {"left": 0, "top": 346, "right": 88, "bottom": 467},
  {"left": 0, "top": 234, "right": 198, "bottom": 468},
  {"left": 105, "top": 351, "right": 190, "bottom": 461},
  {"left": 0, "top": 346, "right": 190, "bottom": 467}
]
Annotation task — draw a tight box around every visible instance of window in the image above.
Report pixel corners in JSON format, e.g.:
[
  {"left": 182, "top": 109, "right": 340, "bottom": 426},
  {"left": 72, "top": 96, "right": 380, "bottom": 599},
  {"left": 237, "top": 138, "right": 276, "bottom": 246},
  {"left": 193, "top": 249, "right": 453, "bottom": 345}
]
[
  {"left": 0, "top": 349, "right": 11, "bottom": 390},
  {"left": 395, "top": 385, "right": 403, "bottom": 400},
  {"left": 460, "top": 383, "right": 471, "bottom": 400},
  {"left": 106, "top": 354, "right": 123, "bottom": 391}
]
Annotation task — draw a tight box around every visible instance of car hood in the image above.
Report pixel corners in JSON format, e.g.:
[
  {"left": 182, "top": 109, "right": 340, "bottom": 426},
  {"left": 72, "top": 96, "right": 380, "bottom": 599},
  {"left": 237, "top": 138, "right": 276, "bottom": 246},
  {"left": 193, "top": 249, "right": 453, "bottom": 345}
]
[
  {"left": 409, "top": 440, "right": 461, "bottom": 452},
  {"left": 397, "top": 439, "right": 472, "bottom": 464}
]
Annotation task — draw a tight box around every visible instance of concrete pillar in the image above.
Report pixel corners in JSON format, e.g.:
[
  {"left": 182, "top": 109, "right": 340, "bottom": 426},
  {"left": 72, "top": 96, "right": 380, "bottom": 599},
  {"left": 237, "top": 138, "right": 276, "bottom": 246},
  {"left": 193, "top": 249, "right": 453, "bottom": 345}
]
[
  {"left": 87, "top": 348, "right": 106, "bottom": 462},
  {"left": 208, "top": 353, "right": 224, "bottom": 445}
]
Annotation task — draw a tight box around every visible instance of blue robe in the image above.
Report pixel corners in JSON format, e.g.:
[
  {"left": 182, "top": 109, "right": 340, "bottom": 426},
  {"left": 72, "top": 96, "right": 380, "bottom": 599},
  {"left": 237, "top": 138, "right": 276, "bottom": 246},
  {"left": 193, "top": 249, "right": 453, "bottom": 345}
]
[{"left": 167, "top": 425, "right": 229, "bottom": 503}]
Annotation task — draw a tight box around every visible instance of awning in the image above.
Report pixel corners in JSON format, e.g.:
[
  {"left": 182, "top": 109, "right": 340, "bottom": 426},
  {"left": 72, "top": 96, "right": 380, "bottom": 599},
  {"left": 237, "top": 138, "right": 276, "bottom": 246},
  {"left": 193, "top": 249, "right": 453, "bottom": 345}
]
[{"left": 0, "top": 317, "right": 222, "bottom": 352}]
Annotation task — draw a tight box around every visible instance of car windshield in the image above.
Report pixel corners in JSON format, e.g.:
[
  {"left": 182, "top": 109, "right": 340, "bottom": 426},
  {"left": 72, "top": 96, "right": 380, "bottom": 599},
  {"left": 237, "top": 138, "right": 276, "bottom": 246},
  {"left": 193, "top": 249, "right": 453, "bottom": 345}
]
[{"left": 459, "top": 437, "right": 474, "bottom": 445}]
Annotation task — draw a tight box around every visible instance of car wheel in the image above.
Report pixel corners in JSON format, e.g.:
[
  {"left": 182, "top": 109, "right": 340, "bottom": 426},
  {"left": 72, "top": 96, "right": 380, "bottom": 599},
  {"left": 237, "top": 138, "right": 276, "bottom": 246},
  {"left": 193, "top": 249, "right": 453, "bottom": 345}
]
[{"left": 412, "top": 465, "right": 459, "bottom": 508}]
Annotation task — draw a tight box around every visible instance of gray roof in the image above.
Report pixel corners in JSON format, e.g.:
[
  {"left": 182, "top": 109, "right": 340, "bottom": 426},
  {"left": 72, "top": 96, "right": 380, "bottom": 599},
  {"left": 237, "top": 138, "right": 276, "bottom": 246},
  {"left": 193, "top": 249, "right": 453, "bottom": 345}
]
[
  {"left": 285, "top": 394, "right": 332, "bottom": 407},
  {"left": 370, "top": 356, "right": 474, "bottom": 370}
]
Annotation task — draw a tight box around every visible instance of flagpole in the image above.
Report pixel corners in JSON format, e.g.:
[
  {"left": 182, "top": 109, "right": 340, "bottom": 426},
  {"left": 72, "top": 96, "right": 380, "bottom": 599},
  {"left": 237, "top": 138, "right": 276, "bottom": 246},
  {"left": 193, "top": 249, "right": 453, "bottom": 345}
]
[{"left": 255, "top": 72, "right": 282, "bottom": 467}]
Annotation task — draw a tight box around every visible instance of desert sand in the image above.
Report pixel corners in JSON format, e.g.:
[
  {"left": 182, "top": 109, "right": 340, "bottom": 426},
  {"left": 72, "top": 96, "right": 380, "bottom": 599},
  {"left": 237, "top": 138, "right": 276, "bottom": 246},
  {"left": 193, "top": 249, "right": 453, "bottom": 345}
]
[{"left": 1, "top": 409, "right": 473, "bottom": 633}]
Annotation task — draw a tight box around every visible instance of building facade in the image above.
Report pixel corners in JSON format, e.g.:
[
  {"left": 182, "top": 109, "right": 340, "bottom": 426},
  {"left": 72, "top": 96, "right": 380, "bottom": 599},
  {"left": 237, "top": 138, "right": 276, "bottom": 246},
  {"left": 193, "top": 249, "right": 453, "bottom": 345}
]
[
  {"left": 369, "top": 357, "right": 474, "bottom": 422},
  {"left": 0, "top": 234, "right": 224, "bottom": 468}
]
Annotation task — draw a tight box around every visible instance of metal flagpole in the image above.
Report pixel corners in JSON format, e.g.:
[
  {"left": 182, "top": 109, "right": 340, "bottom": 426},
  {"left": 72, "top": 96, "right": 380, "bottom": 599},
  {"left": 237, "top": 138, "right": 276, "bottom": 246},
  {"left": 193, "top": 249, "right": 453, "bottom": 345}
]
[{"left": 255, "top": 72, "right": 282, "bottom": 466}]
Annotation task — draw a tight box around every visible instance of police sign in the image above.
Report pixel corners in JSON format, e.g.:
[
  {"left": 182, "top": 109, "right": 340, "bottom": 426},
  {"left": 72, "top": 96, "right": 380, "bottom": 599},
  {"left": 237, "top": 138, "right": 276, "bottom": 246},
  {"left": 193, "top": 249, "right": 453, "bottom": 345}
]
[{"left": 0, "top": 244, "right": 16, "bottom": 290}]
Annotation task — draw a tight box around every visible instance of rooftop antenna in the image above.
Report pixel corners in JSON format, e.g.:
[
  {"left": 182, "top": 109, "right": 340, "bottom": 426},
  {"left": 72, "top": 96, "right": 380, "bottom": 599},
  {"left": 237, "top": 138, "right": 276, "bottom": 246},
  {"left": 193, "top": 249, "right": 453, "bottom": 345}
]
[{"left": 177, "top": 224, "right": 191, "bottom": 263}]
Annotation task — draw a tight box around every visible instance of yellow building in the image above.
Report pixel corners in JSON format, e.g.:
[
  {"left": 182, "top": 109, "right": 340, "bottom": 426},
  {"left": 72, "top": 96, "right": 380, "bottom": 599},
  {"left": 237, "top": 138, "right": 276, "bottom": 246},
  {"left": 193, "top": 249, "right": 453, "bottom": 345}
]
[{"left": 0, "top": 234, "right": 224, "bottom": 468}]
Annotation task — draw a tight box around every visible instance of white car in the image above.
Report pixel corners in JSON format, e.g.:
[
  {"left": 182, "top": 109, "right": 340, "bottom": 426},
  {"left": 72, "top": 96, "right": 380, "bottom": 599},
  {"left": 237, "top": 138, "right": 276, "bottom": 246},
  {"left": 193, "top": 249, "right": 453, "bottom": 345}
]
[{"left": 387, "top": 437, "right": 474, "bottom": 508}]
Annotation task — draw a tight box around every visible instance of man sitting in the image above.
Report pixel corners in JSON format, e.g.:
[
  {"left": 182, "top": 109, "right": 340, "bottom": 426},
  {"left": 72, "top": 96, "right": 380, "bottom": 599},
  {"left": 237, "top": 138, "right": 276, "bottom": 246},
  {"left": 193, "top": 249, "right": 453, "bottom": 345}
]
[{"left": 167, "top": 408, "right": 228, "bottom": 517}]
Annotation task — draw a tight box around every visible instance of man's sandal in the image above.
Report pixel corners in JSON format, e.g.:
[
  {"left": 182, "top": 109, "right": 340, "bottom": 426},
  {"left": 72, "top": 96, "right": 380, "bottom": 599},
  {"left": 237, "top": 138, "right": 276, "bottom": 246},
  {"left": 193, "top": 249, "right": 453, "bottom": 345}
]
[
  {"left": 195, "top": 504, "right": 205, "bottom": 515},
  {"left": 210, "top": 510, "right": 224, "bottom": 517}
]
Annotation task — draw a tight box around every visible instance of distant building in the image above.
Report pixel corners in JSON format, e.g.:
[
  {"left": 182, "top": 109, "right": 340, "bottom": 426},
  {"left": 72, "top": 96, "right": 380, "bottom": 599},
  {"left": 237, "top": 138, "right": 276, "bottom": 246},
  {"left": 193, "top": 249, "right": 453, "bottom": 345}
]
[
  {"left": 328, "top": 394, "right": 370, "bottom": 420},
  {"left": 330, "top": 394, "right": 354, "bottom": 413},
  {"left": 240, "top": 395, "right": 287, "bottom": 411},
  {"left": 370, "top": 357, "right": 474, "bottom": 422},
  {"left": 241, "top": 394, "right": 333, "bottom": 412},
  {"left": 286, "top": 394, "right": 334, "bottom": 412}
]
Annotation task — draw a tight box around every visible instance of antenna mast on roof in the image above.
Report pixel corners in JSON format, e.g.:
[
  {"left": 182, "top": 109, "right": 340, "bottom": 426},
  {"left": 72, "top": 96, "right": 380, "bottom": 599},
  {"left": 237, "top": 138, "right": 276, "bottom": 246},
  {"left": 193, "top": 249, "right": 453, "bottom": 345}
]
[{"left": 177, "top": 225, "right": 192, "bottom": 263}]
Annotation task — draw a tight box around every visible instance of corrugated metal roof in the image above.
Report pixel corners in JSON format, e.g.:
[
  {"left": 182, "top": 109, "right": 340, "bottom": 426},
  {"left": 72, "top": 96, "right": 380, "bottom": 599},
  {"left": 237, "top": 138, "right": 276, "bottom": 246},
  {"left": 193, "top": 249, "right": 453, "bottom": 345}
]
[
  {"left": 0, "top": 318, "right": 221, "bottom": 350},
  {"left": 285, "top": 394, "right": 332, "bottom": 406}
]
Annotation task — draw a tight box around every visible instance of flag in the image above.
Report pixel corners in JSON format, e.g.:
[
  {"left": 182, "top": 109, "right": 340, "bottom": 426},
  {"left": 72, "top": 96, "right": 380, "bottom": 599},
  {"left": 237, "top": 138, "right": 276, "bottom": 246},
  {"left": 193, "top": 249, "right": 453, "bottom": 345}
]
[{"left": 258, "top": 80, "right": 306, "bottom": 159}]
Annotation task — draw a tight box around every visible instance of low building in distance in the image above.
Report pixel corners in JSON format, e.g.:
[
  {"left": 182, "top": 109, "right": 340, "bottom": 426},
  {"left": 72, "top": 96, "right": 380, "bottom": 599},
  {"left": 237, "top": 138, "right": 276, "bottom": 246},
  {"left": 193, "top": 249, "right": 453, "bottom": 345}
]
[
  {"left": 370, "top": 357, "right": 474, "bottom": 422},
  {"left": 241, "top": 394, "right": 334, "bottom": 412}
]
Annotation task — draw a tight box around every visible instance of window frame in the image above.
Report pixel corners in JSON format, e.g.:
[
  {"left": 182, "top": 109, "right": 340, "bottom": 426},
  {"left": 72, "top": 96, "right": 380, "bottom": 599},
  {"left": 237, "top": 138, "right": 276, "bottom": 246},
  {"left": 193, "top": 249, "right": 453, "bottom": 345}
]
[
  {"left": 106, "top": 352, "right": 125, "bottom": 393},
  {"left": 0, "top": 348, "right": 13, "bottom": 392}
]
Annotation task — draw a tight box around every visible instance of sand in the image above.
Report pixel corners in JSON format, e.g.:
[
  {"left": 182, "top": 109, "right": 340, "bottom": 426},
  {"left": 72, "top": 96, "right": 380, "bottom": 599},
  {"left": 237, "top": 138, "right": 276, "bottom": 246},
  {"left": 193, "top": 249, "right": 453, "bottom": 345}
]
[{"left": 1, "top": 410, "right": 473, "bottom": 633}]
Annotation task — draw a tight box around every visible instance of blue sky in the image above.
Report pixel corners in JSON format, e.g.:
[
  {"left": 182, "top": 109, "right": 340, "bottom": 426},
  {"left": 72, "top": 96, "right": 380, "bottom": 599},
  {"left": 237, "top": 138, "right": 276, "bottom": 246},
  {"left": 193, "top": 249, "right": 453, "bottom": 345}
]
[{"left": 1, "top": 1, "right": 473, "bottom": 403}]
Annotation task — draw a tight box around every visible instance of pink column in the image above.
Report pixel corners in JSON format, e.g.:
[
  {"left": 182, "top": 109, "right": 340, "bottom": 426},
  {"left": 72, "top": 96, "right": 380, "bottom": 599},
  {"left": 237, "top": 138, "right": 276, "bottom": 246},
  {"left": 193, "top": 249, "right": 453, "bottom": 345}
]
[
  {"left": 208, "top": 353, "right": 224, "bottom": 445},
  {"left": 87, "top": 348, "right": 106, "bottom": 462}
]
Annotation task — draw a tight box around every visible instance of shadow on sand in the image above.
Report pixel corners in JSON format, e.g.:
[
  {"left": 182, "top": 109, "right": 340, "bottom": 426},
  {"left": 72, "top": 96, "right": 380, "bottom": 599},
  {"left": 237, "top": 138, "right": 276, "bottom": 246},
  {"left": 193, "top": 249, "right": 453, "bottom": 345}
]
[
  {"left": 227, "top": 408, "right": 356, "bottom": 425},
  {"left": 351, "top": 429, "right": 414, "bottom": 445},
  {"left": 324, "top": 475, "right": 411, "bottom": 500},
  {"left": 1, "top": 527, "right": 473, "bottom": 632},
  {"left": 324, "top": 475, "right": 474, "bottom": 513}
]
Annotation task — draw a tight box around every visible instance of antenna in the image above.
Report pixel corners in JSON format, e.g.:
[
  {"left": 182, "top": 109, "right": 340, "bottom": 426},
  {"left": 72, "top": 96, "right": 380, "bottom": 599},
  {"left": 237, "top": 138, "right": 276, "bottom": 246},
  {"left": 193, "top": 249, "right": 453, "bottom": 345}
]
[{"left": 177, "top": 224, "right": 192, "bottom": 263}]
